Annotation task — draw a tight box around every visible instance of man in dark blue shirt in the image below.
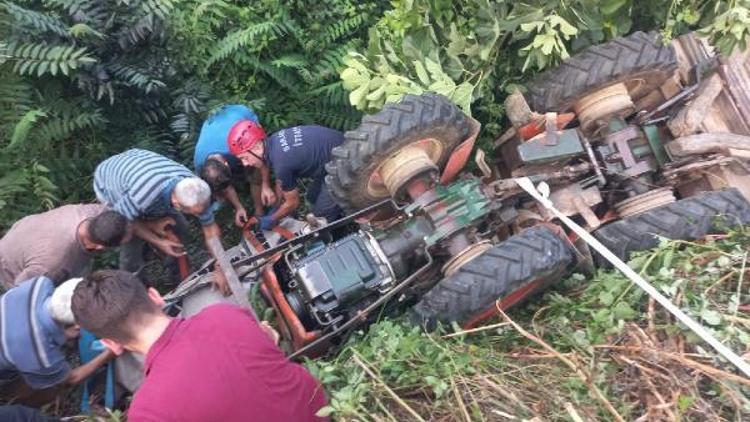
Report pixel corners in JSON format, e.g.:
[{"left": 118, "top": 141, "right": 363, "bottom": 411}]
[
  {"left": 194, "top": 105, "right": 276, "bottom": 226},
  {"left": 237, "top": 125, "right": 344, "bottom": 229}
]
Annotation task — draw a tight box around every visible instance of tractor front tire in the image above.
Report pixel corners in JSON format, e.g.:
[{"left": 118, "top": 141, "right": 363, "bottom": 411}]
[
  {"left": 594, "top": 188, "right": 750, "bottom": 266},
  {"left": 325, "top": 93, "right": 470, "bottom": 213},
  {"left": 411, "top": 225, "right": 574, "bottom": 331}
]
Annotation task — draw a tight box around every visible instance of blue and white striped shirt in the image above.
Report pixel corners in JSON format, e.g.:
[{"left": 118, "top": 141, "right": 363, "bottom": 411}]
[
  {"left": 94, "top": 149, "right": 213, "bottom": 224},
  {"left": 0, "top": 277, "right": 70, "bottom": 389}
]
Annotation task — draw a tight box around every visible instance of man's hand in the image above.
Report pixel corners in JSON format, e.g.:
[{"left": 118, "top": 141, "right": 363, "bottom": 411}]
[
  {"left": 153, "top": 237, "right": 185, "bottom": 258},
  {"left": 146, "top": 217, "right": 176, "bottom": 237},
  {"left": 260, "top": 321, "right": 280, "bottom": 345},
  {"left": 259, "top": 214, "right": 277, "bottom": 231},
  {"left": 234, "top": 207, "right": 249, "bottom": 228},
  {"left": 261, "top": 185, "right": 276, "bottom": 207},
  {"left": 212, "top": 264, "right": 231, "bottom": 296}
]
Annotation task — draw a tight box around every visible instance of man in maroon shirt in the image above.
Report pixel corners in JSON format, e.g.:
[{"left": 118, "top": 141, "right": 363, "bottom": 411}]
[{"left": 70, "top": 269, "right": 328, "bottom": 422}]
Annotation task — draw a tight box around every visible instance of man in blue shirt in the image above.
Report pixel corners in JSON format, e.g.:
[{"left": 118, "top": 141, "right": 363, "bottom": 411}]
[
  {"left": 194, "top": 105, "right": 276, "bottom": 227},
  {"left": 235, "top": 125, "right": 345, "bottom": 230},
  {"left": 94, "top": 149, "right": 230, "bottom": 292},
  {"left": 0, "top": 277, "right": 112, "bottom": 406}
]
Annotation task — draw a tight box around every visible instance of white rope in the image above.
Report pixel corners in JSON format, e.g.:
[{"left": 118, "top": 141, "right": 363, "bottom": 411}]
[{"left": 514, "top": 177, "right": 750, "bottom": 378}]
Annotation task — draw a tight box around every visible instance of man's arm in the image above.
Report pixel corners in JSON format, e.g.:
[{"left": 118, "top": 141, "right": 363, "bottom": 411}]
[
  {"left": 259, "top": 164, "right": 276, "bottom": 207},
  {"left": 201, "top": 222, "right": 231, "bottom": 295},
  {"left": 65, "top": 350, "right": 114, "bottom": 385},
  {"left": 271, "top": 187, "right": 300, "bottom": 222},
  {"left": 132, "top": 220, "right": 184, "bottom": 257},
  {"left": 14, "top": 265, "right": 49, "bottom": 285},
  {"left": 249, "top": 181, "right": 264, "bottom": 216},
  {"left": 222, "top": 185, "right": 248, "bottom": 227},
  {"left": 246, "top": 167, "right": 265, "bottom": 216}
]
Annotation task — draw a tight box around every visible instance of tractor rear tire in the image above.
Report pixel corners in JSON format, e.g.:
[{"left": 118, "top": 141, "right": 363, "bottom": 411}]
[
  {"left": 411, "top": 225, "right": 574, "bottom": 331},
  {"left": 528, "top": 31, "right": 677, "bottom": 113},
  {"left": 594, "top": 188, "right": 750, "bottom": 266},
  {"left": 325, "top": 93, "right": 470, "bottom": 213}
]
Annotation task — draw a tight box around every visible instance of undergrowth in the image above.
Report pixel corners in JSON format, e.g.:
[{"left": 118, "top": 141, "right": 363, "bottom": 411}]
[{"left": 307, "top": 228, "right": 750, "bottom": 421}]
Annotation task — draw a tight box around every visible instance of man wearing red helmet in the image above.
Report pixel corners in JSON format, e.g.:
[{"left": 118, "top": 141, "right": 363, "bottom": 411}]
[
  {"left": 194, "top": 105, "right": 276, "bottom": 227},
  {"left": 234, "top": 125, "right": 345, "bottom": 231}
]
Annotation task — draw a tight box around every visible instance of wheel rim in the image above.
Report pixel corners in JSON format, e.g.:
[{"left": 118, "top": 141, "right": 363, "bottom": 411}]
[
  {"left": 615, "top": 188, "right": 676, "bottom": 218},
  {"left": 573, "top": 83, "right": 634, "bottom": 132},
  {"left": 366, "top": 138, "right": 443, "bottom": 199},
  {"left": 442, "top": 240, "right": 492, "bottom": 277}
]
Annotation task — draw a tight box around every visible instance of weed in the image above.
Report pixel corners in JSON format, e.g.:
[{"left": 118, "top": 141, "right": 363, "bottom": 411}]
[{"left": 309, "top": 228, "right": 750, "bottom": 421}]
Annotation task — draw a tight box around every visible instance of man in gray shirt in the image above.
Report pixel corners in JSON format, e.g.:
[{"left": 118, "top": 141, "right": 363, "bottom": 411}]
[{"left": 0, "top": 204, "right": 130, "bottom": 288}]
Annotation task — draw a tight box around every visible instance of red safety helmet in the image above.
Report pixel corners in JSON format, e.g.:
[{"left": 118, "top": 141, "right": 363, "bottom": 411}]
[{"left": 228, "top": 120, "right": 266, "bottom": 156}]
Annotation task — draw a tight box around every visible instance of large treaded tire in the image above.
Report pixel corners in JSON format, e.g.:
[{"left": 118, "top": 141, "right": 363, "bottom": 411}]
[
  {"left": 325, "top": 93, "right": 470, "bottom": 212},
  {"left": 411, "top": 226, "right": 574, "bottom": 331},
  {"left": 528, "top": 31, "right": 677, "bottom": 113},
  {"left": 594, "top": 188, "right": 750, "bottom": 266}
]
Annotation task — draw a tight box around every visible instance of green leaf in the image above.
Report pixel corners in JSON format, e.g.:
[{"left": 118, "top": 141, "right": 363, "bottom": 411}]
[
  {"left": 59, "top": 60, "right": 69, "bottom": 76},
  {"left": 428, "top": 79, "right": 455, "bottom": 96},
  {"left": 558, "top": 19, "right": 578, "bottom": 38},
  {"left": 36, "top": 61, "right": 49, "bottom": 77},
  {"left": 315, "top": 406, "right": 335, "bottom": 417},
  {"left": 423, "top": 57, "right": 445, "bottom": 80},
  {"left": 717, "top": 256, "right": 731, "bottom": 267},
  {"left": 340, "top": 67, "right": 369, "bottom": 91},
  {"left": 31, "top": 43, "right": 44, "bottom": 59},
  {"left": 413, "top": 60, "right": 430, "bottom": 85},
  {"left": 8, "top": 109, "right": 47, "bottom": 150},
  {"left": 452, "top": 82, "right": 474, "bottom": 114},
  {"left": 598, "top": 291, "right": 615, "bottom": 306},
  {"left": 601, "top": 0, "right": 629, "bottom": 15},
  {"left": 18, "top": 60, "right": 32, "bottom": 75},
  {"left": 612, "top": 302, "right": 636, "bottom": 319},
  {"left": 520, "top": 22, "right": 543, "bottom": 33},
  {"left": 446, "top": 24, "right": 467, "bottom": 57},
  {"left": 365, "top": 84, "right": 385, "bottom": 102},
  {"left": 700, "top": 309, "right": 722, "bottom": 326},
  {"left": 349, "top": 84, "right": 369, "bottom": 109},
  {"left": 678, "top": 395, "right": 695, "bottom": 413}
]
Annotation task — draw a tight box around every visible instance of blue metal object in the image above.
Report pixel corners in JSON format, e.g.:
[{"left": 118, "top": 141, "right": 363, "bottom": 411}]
[{"left": 79, "top": 329, "right": 115, "bottom": 413}]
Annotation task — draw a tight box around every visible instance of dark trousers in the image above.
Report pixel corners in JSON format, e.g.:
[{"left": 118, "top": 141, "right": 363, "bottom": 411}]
[{"left": 307, "top": 181, "right": 343, "bottom": 222}]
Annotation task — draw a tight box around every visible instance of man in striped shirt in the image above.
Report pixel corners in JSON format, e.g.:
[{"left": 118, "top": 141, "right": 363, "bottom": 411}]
[
  {"left": 0, "top": 276, "right": 113, "bottom": 406},
  {"left": 94, "top": 149, "right": 229, "bottom": 292}
]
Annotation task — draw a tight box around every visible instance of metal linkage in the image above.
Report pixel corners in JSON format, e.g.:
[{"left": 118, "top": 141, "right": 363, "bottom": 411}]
[{"left": 405, "top": 178, "right": 491, "bottom": 246}]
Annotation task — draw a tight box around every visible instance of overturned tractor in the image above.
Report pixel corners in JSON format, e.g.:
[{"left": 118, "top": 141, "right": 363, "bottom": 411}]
[{"left": 168, "top": 31, "right": 750, "bottom": 359}]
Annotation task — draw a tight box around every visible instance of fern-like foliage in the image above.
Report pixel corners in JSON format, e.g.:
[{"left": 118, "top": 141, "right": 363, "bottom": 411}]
[
  {"left": 8, "top": 42, "right": 95, "bottom": 76},
  {"left": 0, "top": 0, "right": 184, "bottom": 228},
  {"left": 45, "top": 0, "right": 110, "bottom": 30},
  {"left": 36, "top": 109, "right": 106, "bottom": 143},
  {"left": 180, "top": 0, "right": 382, "bottom": 139},
  {"left": 140, "top": 0, "right": 175, "bottom": 19},
  {"left": 0, "top": 0, "right": 383, "bottom": 229},
  {"left": 207, "top": 22, "right": 286, "bottom": 66},
  {"left": 111, "top": 64, "right": 166, "bottom": 94},
  {"left": 1, "top": 1, "right": 69, "bottom": 37},
  {"left": 320, "top": 12, "right": 372, "bottom": 46}
]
